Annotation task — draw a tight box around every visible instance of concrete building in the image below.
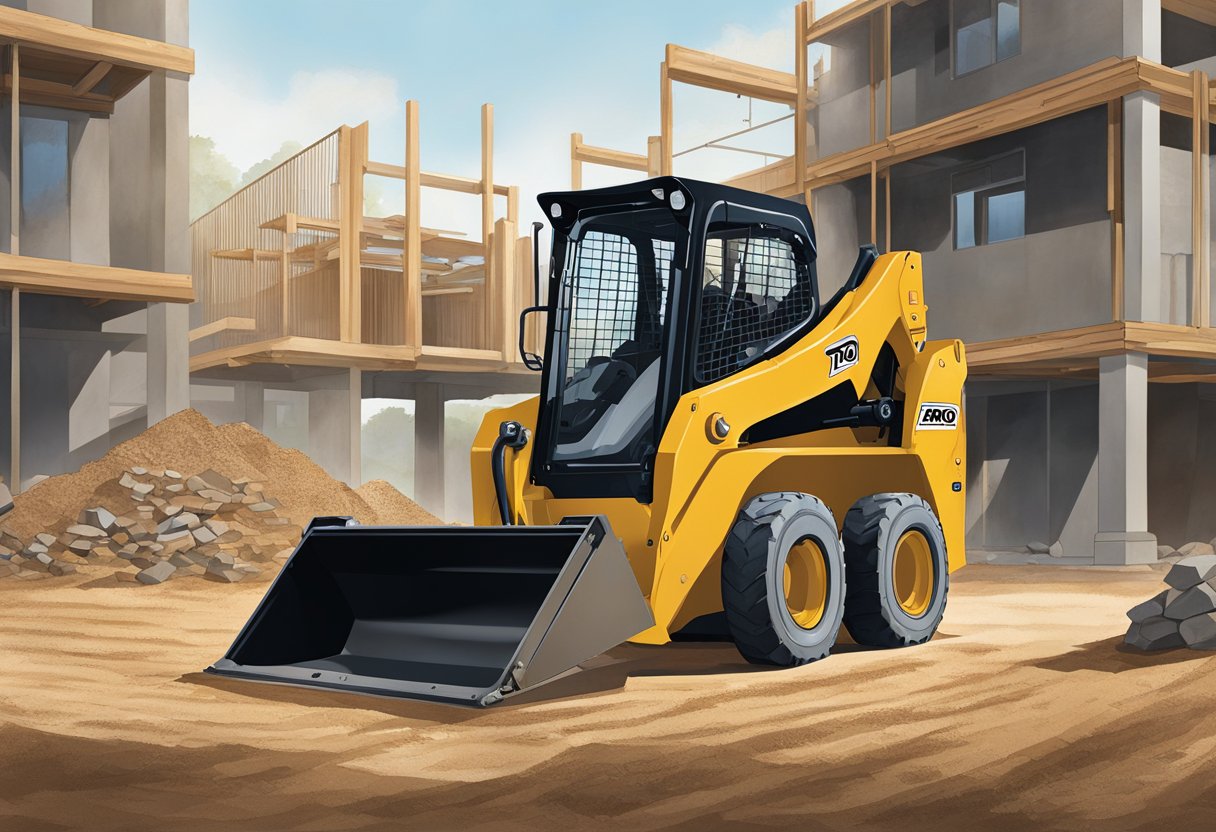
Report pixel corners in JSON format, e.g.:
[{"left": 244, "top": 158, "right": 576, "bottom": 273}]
[
  {"left": 187, "top": 108, "right": 538, "bottom": 520},
  {"left": 0, "top": 1, "right": 193, "bottom": 493},
  {"left": 574, "top": 0, "right": 1216, "bottom": 564}
]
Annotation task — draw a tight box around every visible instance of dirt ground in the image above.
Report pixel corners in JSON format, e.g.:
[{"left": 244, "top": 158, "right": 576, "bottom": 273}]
[{"left": 2, "top": 563, "right": 1214, "bottom": 831}]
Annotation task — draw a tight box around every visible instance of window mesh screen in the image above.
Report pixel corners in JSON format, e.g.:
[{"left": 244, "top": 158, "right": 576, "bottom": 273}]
[{"left": 696, "top": 232, "right": 814, "bottom": 384}]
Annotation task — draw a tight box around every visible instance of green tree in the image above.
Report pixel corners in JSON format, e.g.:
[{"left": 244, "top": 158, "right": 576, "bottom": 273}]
[
  {"left": 189, "top": 135, "right": 239, "bottom": 220},
  {"left": 241, "top": 140, "right": 305, "bottom": 186}
]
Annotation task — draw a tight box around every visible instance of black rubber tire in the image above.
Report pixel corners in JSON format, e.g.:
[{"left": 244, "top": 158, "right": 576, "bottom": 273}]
[
  {"left": 722, "top": 492, "right": 846, "bottom": 666},
  {"left": 842, "top": 493, "right": 949, "bottom": 648}
]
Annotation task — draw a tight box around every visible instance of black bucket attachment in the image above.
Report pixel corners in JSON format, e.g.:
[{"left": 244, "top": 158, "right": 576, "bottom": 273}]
[{"left": 206, "top": 515, "right": 653, "bottom": 706}]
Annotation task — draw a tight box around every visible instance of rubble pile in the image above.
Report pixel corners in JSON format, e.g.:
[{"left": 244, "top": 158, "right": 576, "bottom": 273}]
[
  {"left": 1125, "top": 555, "right": 1216, "bottom": 651},
  {"left": 0, "top": 467, "right": 303, "bottom": 585}
]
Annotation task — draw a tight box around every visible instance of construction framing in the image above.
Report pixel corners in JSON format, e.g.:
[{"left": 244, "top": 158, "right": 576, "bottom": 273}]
[
  {"left": 190, "top": 100, "right": 537, "bottom": 377},
  {"left": 565, "top": 0, "right": 1216, "bottom": 377}
]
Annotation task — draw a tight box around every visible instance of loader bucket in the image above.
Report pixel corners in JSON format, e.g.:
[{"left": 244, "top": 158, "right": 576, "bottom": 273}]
[{"left": 206, "top": 515, "right": 653, "bottom": 706}]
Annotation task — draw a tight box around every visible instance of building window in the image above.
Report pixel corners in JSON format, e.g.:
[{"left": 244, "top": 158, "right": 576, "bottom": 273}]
[
  {"left": 952, "top": 150, "right": 1025, "bottom": 249},
  {"left": 953, "top": 0, "right": 1020, "bottom": 76}
]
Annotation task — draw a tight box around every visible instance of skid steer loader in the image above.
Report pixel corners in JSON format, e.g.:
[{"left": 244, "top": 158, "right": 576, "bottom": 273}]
[{"left": 208, "top": 177, "right": 967, "bottom": 706}]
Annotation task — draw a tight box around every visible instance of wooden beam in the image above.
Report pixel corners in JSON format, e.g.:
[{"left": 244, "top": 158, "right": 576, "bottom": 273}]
[
  {"left": 481, "top": 102, "right": 494, "bottom": 261},
  {"left": 495, "top": 218, "right": 517, "bottom": 361},
  {"left": 0, "top": 6, "right": 194, "bottom": 74},
  {"left": 664, "top": 43, "right": 798, "bottom": 103},
  {"left": 9, "top": 288, "right": 17, "bottom": 494},
  {"left": 337, "top": 123, "right": 367, "bottom": 342},
  {"left": 883, "top": 2, "right": 892, "bottom": 138},
  {"left": 794, "top": 1, "right": 808, "bottom": 194},
  {"left": 647, "top": 135, "right": 662, "bottom": 178},
  {"left": 507, "top": 185, "right": 519, "bottom": 224},
  {"left": 571, "top": 137, "right": 649, "bottom": 171},
  {"left": 364, "top": 160, "right": 495, "bottom": 195},
  {"left": 0, "top": 252, "right": 193, "bottom": 302},
  {"left": 1163, "top": 0, "right": 1216, "bottom": 27},
  {"left": 660, "top": 61, "right": 673, "bottom": 175},
  {"left": 9, "top": 44, "right": 17, "bottom": 258},
  {"left": 71, "top": 59, "right": 111, "bottom": 95},
  {"left": 1193, "top": 70, "right": 1211, "bottom": 327},
  {"left": 570, "top": 132, "right": 582, "bottom": 190},
  {"left": 806, "top": 0, "right": 887, "bottom": 43},
  {"left": 404, "top": 99, "right": 422, "bottom": 352},
  {"left": 188, "top": 316, "right": 256, "bottom": 343}
]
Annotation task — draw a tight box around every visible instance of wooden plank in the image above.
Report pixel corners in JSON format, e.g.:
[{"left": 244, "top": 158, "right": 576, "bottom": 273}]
[
  {"left": 724, "top": 156, "right": 798, "bottom": 196},
  {"left": 421, "top": 236, "right": 484, "bottom": 261},
  {"left": 188, "top": 316, "right": 256, "bottom": 343},
  {"left": 482, "top": 103, "right": 494, "bottom": 340},
  {"left": 664, "top": 43, "right": 798, "bottom": 103},
  {"left": 9, "top": 45, "right": 17, "bottom": 257},
  {"left": 9, "top": 288, "right": 17, "bottom": 494},
  {"left": 570, "top": 132, "right": 582, "bottom": 189},
  {"left": 794, "top": 1, "right": 808, "bottom": 194},
  {"left": 869, "top": 160, "right": 877, "bottom": 242},
  {"left": 805, "top": 0, "right": 886, "bottom": 43},
  {"left": 71, "top": 59, "right": 111, "bottom": 95},
  {"left": 661, "top": 61, "right": 673, "bottom": 175},
  {"left": 1163, "top": 0, "right": 1216, "bottom": 27},
  {"left": 647, "top": 135, "right": 662, "bottom": 178},
  {"left": 0, "top": 252, "right": 193, "bottom": 302},
  {"left": 1193, "top": 70, "right": 1211, "bottom": 327},
  {"left": 883, "top": 2, "right": 891, "bottom": 138},
  {"left": 572, "top": 139, "right": 649, "bottom": 171},
  {"left": 364, "top": 160, "right": 488, "bottom": 195},
  {"left": 0, "top": 6, "right": 194, "bottom": 74},
  {"left": 507, "top": 185, "right": 519, "bottom": 224},
  {"left": 337, "top": 123, "right": 367, "bottom": 342},
  {"left": 421, "top": 286, "right": 474, "bottom": 297},
  {"left": 495, "top": 218, "right": 517, "bottom": 361},
  {"left": 404, "top": 99, "right": 423, "bottom": 351}
]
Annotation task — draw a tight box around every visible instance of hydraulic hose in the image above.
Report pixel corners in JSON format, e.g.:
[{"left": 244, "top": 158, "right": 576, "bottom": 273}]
[{"left": 491, "top": 421, "right": 528, "bottom": 525}]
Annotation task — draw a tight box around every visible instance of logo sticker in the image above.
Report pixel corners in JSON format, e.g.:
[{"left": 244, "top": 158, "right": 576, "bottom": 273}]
[
  {"left": 825, "top": 335, "right": 859, "bottom": 377},
  {"left": 916, "top": 402, "right": 959, "bottom": 431}
]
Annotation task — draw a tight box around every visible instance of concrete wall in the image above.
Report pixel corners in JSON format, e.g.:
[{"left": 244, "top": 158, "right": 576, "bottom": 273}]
[
  {"left": 891, "top": 107, "right": 1111, "bottom": 342},
  {"left": 1162, "top": 9, "right": 1216, "bottom": 68},
  {"left": 965, "top": 379, "right": 1100, "bottom": 558},
  {"left": 886, "top": 0, "right": 1125, "bottom": 133},
  {"left": 1148, "top": 383, "right": 1216, "bottom": 548},
  {"left": 813, "top": 175, "right": 871, "bottom": 299}
]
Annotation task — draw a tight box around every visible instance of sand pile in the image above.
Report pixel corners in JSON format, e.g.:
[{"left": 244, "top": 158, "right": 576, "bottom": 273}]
[{"left": 0, "top": 409, "right": 439, "bottom": 585}]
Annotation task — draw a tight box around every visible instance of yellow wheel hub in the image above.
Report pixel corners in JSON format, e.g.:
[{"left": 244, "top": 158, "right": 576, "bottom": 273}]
[
  {"left": 783, "top": 538, "right": 828, "bottom": 629},
  {"left": 893, "top": 530, "right": 934, "bottom": 617}
]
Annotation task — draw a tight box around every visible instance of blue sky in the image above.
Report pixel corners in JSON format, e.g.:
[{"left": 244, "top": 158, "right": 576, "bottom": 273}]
[{"left": 190, "top": 0, "right": 849, "bottom": 234}]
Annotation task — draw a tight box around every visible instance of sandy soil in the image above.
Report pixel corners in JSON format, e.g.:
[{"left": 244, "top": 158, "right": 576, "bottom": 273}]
[{"left": 1, "top": 563, "right": 1214, "bottom": 831}]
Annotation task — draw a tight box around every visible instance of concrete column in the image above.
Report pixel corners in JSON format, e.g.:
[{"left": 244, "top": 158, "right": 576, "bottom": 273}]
[
  {"left": 239, "top": 381, "right": 264, "bottom": 431},
  {"left": 1122, "top": 91, "right": 1162, "bottom": 323},
  {"left": 1123, "top": 0, "right": 1161, "bottom": 62},
  {"left": 307, "top": 369, "right": 361, "bottom": 486},
  {"left": 1094, "top": 352, "right": 1157, "bottom": 564},
  {"left": 146, "top": 302, "right": 189, "bottom": 424},
  {"left": 414, "top": 383, "right": 445, "bottom": 519}
]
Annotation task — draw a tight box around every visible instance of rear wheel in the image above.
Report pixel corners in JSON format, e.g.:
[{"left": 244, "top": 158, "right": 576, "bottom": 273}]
[
  {"left": 842, "top": 493, "right": 948, "bottom": 647},
  {"left": 722, "top": 492, "right": 846, "bottom": 666}
]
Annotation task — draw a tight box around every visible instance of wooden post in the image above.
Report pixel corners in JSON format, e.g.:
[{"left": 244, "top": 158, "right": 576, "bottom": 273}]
[
  {"left": 795, "top": 2, "right": 808, "bottom": 194},
  {"left": 279, "top": 213, "right": 293, "bottom": 337},
  {"left": 1192, "top": 70, "right": 1210, "bottom": 327},
  {"left": 868, "top": 13, "right": 876, "bottom": 145},
  {"left": 647, "top": 135, "right": 662, "bottom": 178},
  {"left": 660, "top": 59, "right": 673, "bottom": 175},
  {"left": 481, "top": 103, "right": 495, "bottom": 342},
  {"left": 1108, "top": 97, "right": 1124, "bottom": 321},
  {"left": 494, "top": 218, "right": 517, "bottom": 361},
  {"left": 404, "top": 100, "right": 422, "bottom": 351},
  {"left": 884, "top": 2, "right": 892, "bottom": 138},
  {"left": 10, "top": 44, "right": 18, "bottom": 257},
  {"left": 570, "top": 132, "right": 583, "bottom": 189},
  {"left": 507, "top": 185, "right": 519, "bottom": 224},
  {"left": 885, "top": 171, "right": 892, "bottom": 252},
  {"left": 9, "top": 288, "right": 18, "bottom": 494},
  {"left": 870, "top": 160, "right": 878, "bottom": 243},
  {"left": 515, "top": 233, "right": 536, "bottom": 354},
  {"left": 337, "top": 123, "right": 367, "bottom": 343}
]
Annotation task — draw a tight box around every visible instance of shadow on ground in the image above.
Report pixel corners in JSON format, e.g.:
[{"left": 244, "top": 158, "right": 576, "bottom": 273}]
[{"left": 1032, "top": 635, "right": 1216, "bottom": 674}]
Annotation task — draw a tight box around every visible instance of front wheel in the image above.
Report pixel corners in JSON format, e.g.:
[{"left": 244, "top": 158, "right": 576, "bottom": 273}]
[
  {"left": 721, "top": 492, "right": 846, "bottom": 666},
  {"left": 842, "top": 493, "right": 949, "bottom": 648}
]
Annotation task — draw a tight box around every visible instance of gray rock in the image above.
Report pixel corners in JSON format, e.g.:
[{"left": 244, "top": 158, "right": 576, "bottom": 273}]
[
  {"left": 1165, "top": 555, "right": 1216, "bottom": 590},
  {"left": 1158, "top": 544, "right": 1178, "bottom": 559},
  {"left": 1026, "top": 541, "right": 1050, "bottom": 554},
  {"left": 164, "top": 470, "right": 182, "bottom": 480},
  {"left": 131, "top": 482, "right": 155, "bottom": 496},
  {"left": 48, "top": 561, "right": 76, "bottom": 577},
  {"left": 1164, "top": 583, "right": 1216, "bottom": 620},
  {"left": 209, "top": 551, "right": 235, "bottom": 567},
  {"left": 192, "top": 526, "right": 217, "bottom": 545},
  {"left": 205, "top": 556, "right": 244, "bottom": 583},
  {"left": 1181, "top": 613, "right": 1216, "bottom": 649},
  {"left": 24, "top": 541, "right": 48, "bottom": 556},
  {"left": 1128, "top": 590, "right": 1168, "bottom": 623},
  {"left": 1178, "top": 541, "right": 1216, "bottom": 558},
  {"left": 66, "top": 524, "right": 106, "bottom": 539},
  {"left": 1048, "top": 541, "right": 1064, "bottom": 558},
  {"left": 79, "top": 508, "right": 117, "bottom": 530},
  {"left": 1125, "top": 615, "right": 1186, "bottom": 651},
  {"left": 119, "top": 472, "right": 139, "bottom": 490},
  {"left": 67, "top": 539, "right": 94, "bottom": 554},
  {"left": 35, "top": 532, "right": 57, "bottom": 547},
  {"left": 130, "top": 466, "right": 148, "bottom": 476},
  {"left": 248, "top": 502, "right": 275, "bottom": 513},
  {"left": 136, "top": 561, "right": 176, "bottom": 584}
]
